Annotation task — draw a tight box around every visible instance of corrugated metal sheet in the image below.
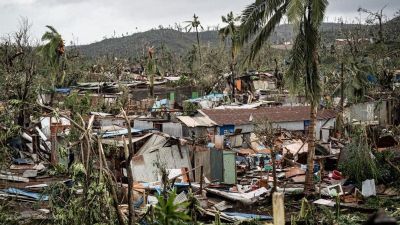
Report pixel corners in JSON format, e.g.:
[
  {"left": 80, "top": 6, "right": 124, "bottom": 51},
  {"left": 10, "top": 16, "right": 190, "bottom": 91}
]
[
  {"left": 177, "top": 116, "right": 216, "bottom": 127},
  {"left": 210, "top": 148, "right": 223, "bottom": 182},
  {"left": 229, "top": 135, "right": 243, "bottom": 147},
  {"left": 223, "top": 151, "right": 236, "bottom": 184},
  {"left": 134, "top": 120, "right": 154, "bottom": 130},
  {"left": 194, "top": 147, "right": 211, "bottom": 182},
  {"left": 132, "top": 134, "right": 192, "bottom": 182},
  {"left": 101, "top": 133, "right": 153, "bottom": 147},
  {"left": 162, "top": 122, "right": 183, "bottom": 137}
]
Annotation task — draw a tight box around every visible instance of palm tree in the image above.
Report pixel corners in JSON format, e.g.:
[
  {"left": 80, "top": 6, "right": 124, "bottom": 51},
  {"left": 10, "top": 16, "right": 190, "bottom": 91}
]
[
  {"left": 185, "top": 14, "right": 204, "bottom": 65},
  {"left": 146, "top": 46, "right": 156, "bottom": 97},
  {"left": 39, "top": 25, "right": 65, "bottom": 105},
  {"left": 219, "top": 11, "right": 241, "bottom": 100},
  {"left": 40, "top": 25, "right": 65, "bottom": 80},
  {"left": 240, "top": 0, "right": 328, "bottom": 193}
]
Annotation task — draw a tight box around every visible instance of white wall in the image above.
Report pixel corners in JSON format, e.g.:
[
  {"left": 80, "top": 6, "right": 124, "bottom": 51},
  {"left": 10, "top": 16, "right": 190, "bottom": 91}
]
[
  {"left": 273, "top": 121, "right": 304, "bottom": 130},
  {"left": 235, "top": 124, "right": 254, "bottom": 133},
  {"left": 316, "top": 119, "right": 335, "bottom": 141}
]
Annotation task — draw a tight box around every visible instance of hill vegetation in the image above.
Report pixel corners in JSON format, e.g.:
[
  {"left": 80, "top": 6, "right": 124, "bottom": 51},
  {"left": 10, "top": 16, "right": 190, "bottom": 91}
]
[{"left": 76, "top": 15, "right": 400, "bottom": 59}]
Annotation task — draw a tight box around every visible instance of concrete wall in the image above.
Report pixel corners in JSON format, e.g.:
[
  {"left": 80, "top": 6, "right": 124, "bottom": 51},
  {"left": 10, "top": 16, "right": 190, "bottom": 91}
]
[
  {"left": 235, "top": 119, "right": 335, "bottom": 141},
  {"left": 344, "top": 101, "right": 388, "bottom": 125},
  {"left": 316, "top": 119, "right": 336, "bottom": 141},
  {"left": 273, "top": 121, "right": 304, "bottom": 130},
  {"left": 130, "top": 86, "right": 203, "bottom": 105}
]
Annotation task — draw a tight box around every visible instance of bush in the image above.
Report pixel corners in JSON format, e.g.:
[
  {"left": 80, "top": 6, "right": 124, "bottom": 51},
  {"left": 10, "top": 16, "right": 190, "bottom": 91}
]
[{"left": 339, "top": 127, "right": 378, "bottom": 185}]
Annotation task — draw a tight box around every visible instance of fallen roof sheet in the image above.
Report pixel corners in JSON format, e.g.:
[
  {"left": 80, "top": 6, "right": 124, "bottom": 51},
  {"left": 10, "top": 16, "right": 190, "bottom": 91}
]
[
  {"left": 200, "top": 106, "right": 337, "bottom": 125},
  {"left": 101, "top": 133, "right": 153, "bottom": 147},
  {"left": 2, "top": 188, "right": 48, "bottom": 201},
  {"left": 90, "top": 112, "right": 113, "bottom": 117},
  {"left": 164, "top": 76, "right": 181, "bottom": 81},
  {"left": 176, "top": 116, "right": 216, "bottom": 127},
  {"left": 100, "top": 128, "right": 143, "bottom": 138}
]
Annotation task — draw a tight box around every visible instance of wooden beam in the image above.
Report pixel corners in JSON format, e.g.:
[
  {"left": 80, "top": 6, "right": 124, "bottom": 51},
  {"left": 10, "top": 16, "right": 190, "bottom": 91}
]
[{"left": 272, "top": 192, "right": 285, "bottom": 225}]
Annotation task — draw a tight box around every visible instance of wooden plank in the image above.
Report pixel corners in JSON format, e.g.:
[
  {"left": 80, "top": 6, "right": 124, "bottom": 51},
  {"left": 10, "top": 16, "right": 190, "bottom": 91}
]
[
  {"left": 0, "top": 174, "right": 29, "bottom": 182},
  {"left": 272, "top": 192, "right": 285, "bottom": 225}
]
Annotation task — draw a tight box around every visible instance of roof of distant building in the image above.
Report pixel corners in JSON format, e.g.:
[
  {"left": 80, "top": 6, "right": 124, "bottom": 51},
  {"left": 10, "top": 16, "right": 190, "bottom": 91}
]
[{"left": 200, "top": 106, "right": 337, "bottom": 125}]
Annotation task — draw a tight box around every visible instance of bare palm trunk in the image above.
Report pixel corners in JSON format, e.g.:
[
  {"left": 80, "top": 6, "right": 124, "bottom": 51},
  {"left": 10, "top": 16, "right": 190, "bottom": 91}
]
[
  {"left": 305, "top": 101, "right": 317, "bottom": 193},
  {"left": 99, "top": 141, "right": 127, "bottom": 225},
  {"left": 122, "top": 110, "right": 136, "bottom": 225},
  {"left": 230, "top": 42, "right": 235, "bottom": 101},
  {"left": 195, "top": 27, "right": 201, "bottom": 65},
  {"left": 149, "top": 73, "right": 154, "bottom": 97}
]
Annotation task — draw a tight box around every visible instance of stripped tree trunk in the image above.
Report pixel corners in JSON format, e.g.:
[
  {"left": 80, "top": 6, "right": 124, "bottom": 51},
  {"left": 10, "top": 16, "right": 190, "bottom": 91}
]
[
  {"left": 99, "top": 141, "right": 127, "bottom": 225},
  {"left": 122, "top": 109, "right": 136, "bottom": 225},
  {"left": 305, "top": 101, "right": 317, "bottom": 193},
  {"left": 149, "top": 73, "right": 154, "bottom": 97},
  {"left": 196, "top": 27, "right": 201, "bottom": 65},
  {"left": 271, "top": 145, "right": 277, "bottom": 193}
]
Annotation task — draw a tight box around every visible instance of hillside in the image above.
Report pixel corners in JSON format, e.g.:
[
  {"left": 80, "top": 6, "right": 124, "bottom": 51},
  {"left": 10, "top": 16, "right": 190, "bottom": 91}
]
[
  {"left": 76, "top": 26, "right": 306, "bottom": 58},
  {"left": 76, "top": 18, "right": 399, "bottom": 59},
  {"left": 76, "top": 29, "right": 220, "bottom": 59}
]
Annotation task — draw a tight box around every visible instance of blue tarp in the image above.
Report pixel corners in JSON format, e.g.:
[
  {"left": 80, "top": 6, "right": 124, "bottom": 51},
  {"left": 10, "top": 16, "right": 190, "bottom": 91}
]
[
  {"left": 12, "top": 158, "right": 32, "bottom": 165},
  {"left": 55, "top": 88, "right": 71, "bottom": 94},
  {"left": 139, "top": 182, "right": 190, "bottom": 195},
  {"left": 3, "top": 188, "right": 48, "bottom": 201},
  {"left": 367, "top": 74, "right": 378, "bottom": 84},
  {"left": 219, "top": 125, "right": 235, "bottom": 135},
  {"left": 152, "top": 99, "right": 170, "bottom": 111},
  {"left": 224, "top": 212, "right": 273, "bottom": 220}
]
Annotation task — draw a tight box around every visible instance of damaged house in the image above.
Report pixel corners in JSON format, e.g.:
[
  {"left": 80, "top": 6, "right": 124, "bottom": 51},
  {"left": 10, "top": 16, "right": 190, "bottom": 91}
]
[
  {"left": 198, "top": 106, "right": 337, "bottom": 141},
  {"left": 131, "top": 133, "right": 192, "bottom": 182}
]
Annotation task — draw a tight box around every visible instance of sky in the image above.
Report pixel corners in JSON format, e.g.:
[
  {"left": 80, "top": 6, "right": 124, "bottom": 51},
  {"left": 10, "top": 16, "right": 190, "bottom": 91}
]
[{"left": 1, "top": 0, "right": 399, "bottom": 45}]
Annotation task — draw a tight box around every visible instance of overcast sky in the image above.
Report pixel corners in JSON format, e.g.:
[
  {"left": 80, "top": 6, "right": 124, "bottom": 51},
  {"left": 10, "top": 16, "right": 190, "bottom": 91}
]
[{"left": 1, "top": 0, "right": 399, "bottom": 45}]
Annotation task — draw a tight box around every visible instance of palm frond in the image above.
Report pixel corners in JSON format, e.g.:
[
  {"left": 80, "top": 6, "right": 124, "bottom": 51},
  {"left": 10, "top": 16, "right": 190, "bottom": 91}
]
[
  {"left": 45, "top": 25, "right": 58, "bottom": 34},
  {"left": 311, "top": 0, "right": 328, "bottom": 26},
  {"left": 287, "top": 0, "right": 305, "bottom": 24},
  {"left": 247, "top": 2, "right": 287, "bottom": 62},
  {"left": 240, "top": 0, "right": 286, "bottom": 45},
  {"left": 286, "top": 27, "right": 305, "bottom": 94},
  {"left": 221, "top": 15, "right": 228, "bottom": 23},
  {"left": 303, "top": 21, "right": 321, "bottom": 102}
]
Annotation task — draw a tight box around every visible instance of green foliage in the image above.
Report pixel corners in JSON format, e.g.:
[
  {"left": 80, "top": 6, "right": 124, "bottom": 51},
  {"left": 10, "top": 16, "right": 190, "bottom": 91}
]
[
  {"left": 291, "top": 198, "right": 318, "bottom": 225},
  {"left": 47, "top": 170, "right": 117, "bottom": 225},
  {"left": 183, "top": 101, "right": 200, "bottom": 115},
  {"left": 39, "top": 25, "right": 66, "bottom": 88},
  {"left": 374, "top": 151, "right": 400, "bottom": 186},
  {"left": 153, "top": 189, "right": 191, "bottom": 225},
  {"left": 319, "top": 206, "right": 364, "bottom": 225},
  {"left": 64, "top": 92, "right": 91, "bottom": 115},
  {"left": 365, "top": 196, "right": 398, "bottom": 210},
  {"left": 339, "top": 127, "right": 378, "bottom": 185},
  {"left": 214, "top": 211, "right": 221, "bottom": 225},
  {"left": 291, "top": 198, "right": 364, "bottom": 225},
  {"left": 0, "top": 201, "right": 18, "bottom": 225}
]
